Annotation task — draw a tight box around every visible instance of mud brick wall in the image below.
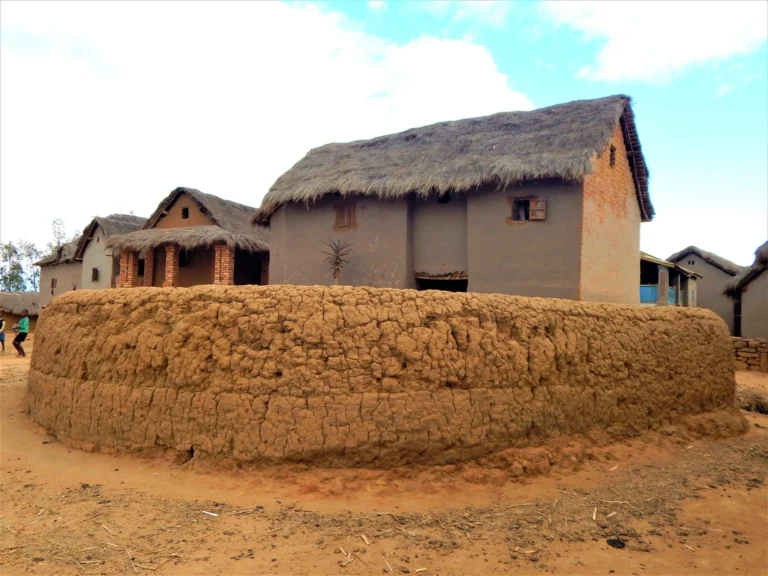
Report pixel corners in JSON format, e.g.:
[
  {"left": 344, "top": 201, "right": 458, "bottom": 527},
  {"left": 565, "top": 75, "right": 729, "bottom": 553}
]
[
  {"left": 732, "top": 337, "right": 768, "bottom": 372},
  {"left": 27, "top": 286, "right": 739, "bottom": 467}
]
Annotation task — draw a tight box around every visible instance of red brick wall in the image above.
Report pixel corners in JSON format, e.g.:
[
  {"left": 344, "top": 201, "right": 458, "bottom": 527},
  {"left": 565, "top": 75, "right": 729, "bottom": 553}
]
[
  {"left": 580, "top": 124, "right": 642, "bottom": 303},
  {"left": 163, "top": 245, "right": 179, "bottom": 287},
  {"left": 117, "top": 251, "right": 140, "bottom": 288},
  {"left": 213, "top": 244, "right": 235, "bottom": 285},
  {"left": 143, "top": 250, "right": 154, "bottom": 287}
]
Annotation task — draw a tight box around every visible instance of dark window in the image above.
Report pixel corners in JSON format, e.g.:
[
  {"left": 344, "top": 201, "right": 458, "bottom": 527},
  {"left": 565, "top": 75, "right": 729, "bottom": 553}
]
[
  {"left": 91, "top": 268, "right": 99, "bottom": 282},
  {"left": 51, "top": 278, "right": 57, "bottom": 289},
  {"left": 181, "top": 207, "right": 189, "bottom": 219},
  {"left": 96, "top": 236, "right": 100, "bottom": 243},
  {"left": 733, "top": 295, "right": 742, "bottom": 337},
  {"left": 334, "top": 204, "right": 356, "bottom": 230},
  {"left": 609, "top": 145, "right": 616, "bottom": 167},
  {"left": 437, "top": 192, "right": 451, "bottom": 204},
  {"left": 511, "top": 199, "right": 546, "bottom": 221},
  {"left": 137, "top": 259, "right": 145, "bottom": 276},
  {"left": 179, "top": 250, "right": 189, "bottom": 267}
]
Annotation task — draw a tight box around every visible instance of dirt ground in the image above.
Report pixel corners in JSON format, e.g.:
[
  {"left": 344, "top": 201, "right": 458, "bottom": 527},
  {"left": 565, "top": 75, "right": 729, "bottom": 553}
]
[{"left": 2, "top": 340, "right": 767, "bottom": 575}]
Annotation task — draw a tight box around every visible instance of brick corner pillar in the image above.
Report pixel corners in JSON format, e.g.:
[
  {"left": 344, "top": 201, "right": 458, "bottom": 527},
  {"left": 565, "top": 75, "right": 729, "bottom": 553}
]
[
  {"left": 117, "top": 250, "right": 139, "bottom": 288},
  {"left": 143, "top": 249, "right": 154, "bottom": 287},
  {"left": 163, "top": 244, "right": 179, "bottom": 288},
  {"left": 213, "top": 244, "right": 235, "bottom": 285},
  {"left": 260, "top": 252, "right": 270, "bottom": 285}
]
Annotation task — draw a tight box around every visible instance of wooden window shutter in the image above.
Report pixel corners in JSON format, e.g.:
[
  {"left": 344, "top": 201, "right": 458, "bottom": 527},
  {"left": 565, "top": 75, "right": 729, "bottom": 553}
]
[{"left": 529, "top": 200, "right": 547, "bottom": 220}]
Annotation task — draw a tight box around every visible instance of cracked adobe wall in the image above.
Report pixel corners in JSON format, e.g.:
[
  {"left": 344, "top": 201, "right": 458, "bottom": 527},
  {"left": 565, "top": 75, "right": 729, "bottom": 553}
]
[{"left": 27, "top": 285, "right": 739, "bottom": 467}]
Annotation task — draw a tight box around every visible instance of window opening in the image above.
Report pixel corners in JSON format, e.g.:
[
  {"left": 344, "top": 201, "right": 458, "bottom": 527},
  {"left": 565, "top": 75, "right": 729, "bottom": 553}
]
[
  {"left": 137, "top": 259, "right": 145, "bottom": 276},
  {"left": 512, "top": 199, "right": 530, "bottom": 221},
  {"left": 181, "top": 207, "right": 190, "bottom": 219},
  {"left": 51, "top": 278, "right": 57, "bottom": 289},
  {"left": 91, "top": 268, "right": 99, "bottom": 282},
  {"left": 179, "top": 250, "right": 189, "bottom": 267},
  {"left": 609, "top": 145, "right": 616, "bottom": 167},
  {"left": 334, "top": 204, "right": 356, "bottom": 230}
]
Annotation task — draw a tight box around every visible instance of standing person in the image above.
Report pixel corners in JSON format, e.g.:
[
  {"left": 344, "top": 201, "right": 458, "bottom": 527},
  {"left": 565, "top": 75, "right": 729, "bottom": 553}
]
[
  {"left": 12, "top": 308, "right": 29, "bottom": 357},
  {"left": 0, "top": 312, "right": 5, "bottom": 353}
]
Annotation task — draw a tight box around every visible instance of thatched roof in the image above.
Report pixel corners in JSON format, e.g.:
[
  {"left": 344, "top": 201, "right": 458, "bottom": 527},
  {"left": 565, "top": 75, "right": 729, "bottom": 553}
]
[
  {"left": 106, "top": 187, "right": 269, "bottom": 253},
  {"left": 74, "top": 214, "right": 147, "bottom": 259},
  {"left": 253, "top": 95, "right": 653, "bottom": 224},
  {"left": 725, "top": 241, "right": 768, "bottom": 294},
  {"left": 666, "top": 246, "right": 745, "bottom": 277},
  {"left": 0, "top": 292, "right": 40, "bottom": 316},
  {"left": 35, "top": 238, "right": 82, "bottom": 267}
]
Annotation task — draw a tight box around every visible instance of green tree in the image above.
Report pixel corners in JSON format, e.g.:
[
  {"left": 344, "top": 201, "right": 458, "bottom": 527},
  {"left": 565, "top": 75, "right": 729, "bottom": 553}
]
[{"left": 0, "top": 242, "right": 26, "bottom": 292}]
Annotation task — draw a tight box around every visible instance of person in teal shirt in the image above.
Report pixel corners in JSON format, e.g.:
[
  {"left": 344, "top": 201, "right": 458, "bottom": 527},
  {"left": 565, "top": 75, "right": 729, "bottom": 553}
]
[{"left": 12, "top": 308, "right": 29, "bottom": 357}]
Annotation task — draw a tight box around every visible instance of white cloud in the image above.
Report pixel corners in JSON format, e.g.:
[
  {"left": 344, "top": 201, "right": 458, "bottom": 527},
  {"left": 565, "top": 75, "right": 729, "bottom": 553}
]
[
  {"left": 716, "top": 84, "right": 732, "bottom": 98},
  {"left": 368, "top": 0, "right": 387, "bottom": 13},
  {"left": 408, "top": 1, "right": 512, "bottom": 28},
  {"left": 540, "top": 1, "right": 768, "bottom": 82},
  {"left": 0, "top": 1, "right": 532, "bottom": 247}
]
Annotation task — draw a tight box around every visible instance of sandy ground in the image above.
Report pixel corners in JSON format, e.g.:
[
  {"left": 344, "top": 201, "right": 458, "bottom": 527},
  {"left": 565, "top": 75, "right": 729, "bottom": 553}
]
[{"left": 1, "top": 342, "right": 767, "bottom": 575}]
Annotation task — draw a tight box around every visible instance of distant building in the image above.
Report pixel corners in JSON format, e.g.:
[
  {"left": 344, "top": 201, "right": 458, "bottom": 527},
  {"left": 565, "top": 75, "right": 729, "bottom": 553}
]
[
  {"left": 0, "top": 291, "right": 40, "bottom": 331},
  {"left": 74, "top": 214, "right": 147, "bottom": 290},
  {"left": 667, "top": 246, "right": 745, "bottom": 332},
  {"left": 36, "top": 240, "right": 83, "bottom": 307},
  {"left": 254, "top": 95, "right": 653, "bottom": 303},
  {"left": 725, "top": 241, "right": 768, "bottom": 338},
  {"left": 639, "top": 252, "right": 699, "bottom": 307},
  {"left": 107, "top": 187, "right": 269, "bottom": 288}
]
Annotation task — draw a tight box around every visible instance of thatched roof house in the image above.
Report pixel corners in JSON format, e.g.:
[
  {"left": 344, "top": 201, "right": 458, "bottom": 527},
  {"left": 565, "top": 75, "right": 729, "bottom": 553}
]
[
  {"left": 74, "top": 214, "right": 146, "bottom": 260},
  {"left": 725, "top": 241, "right": 768, "bottom": 338},
  {"left": 256, "top": 94, "right": 652, "bottom": 304},
  {"left": 35, "top": 239, "right": 81, "bottom": 267},
  {"left": 107, "top": 187, "right": 269, "bottom": 288},
  {"left": 253, "top": 94, "right": 652, "bottom": 224},
  {"left": 667, "top": 246, "right": 745, "bottom": 277},
  {"left": 0, "top": 292, "right": 40, "bottom": 316}
]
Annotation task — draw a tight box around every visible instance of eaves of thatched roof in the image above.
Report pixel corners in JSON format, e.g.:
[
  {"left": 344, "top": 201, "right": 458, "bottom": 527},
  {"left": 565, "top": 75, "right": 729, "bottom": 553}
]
[
  {"left": 105, "top": 226, "right": 268, "bottom": 253},
  {"left": 0, "top": 292, "right": 40, "bottom": 316},
  {"left": 106, "top": 187, "right": 269, "bottom": 254},
  {"left": 666, "top": 246, "right": 745, "bottom": 277},
  {"left": 252, "top": 94, "right": 653, "bottom": 224},
  {"left": 74, "top": 214, "right": 147, "bottom": 259},
  {"left": 35, "top": 239, "right": 82, "bottom": 267},
  {"left": 725, "top": 241, "right": 768, "bottom": 295},
  {"left": 640, "top": 251, "right": 701, "bottom": 279}
]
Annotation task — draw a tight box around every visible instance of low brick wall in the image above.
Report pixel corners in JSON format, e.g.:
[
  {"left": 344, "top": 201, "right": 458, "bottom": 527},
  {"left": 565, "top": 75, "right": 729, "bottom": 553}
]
[{"left": 732, "top": 337, "right": 768, "bottom": 372}]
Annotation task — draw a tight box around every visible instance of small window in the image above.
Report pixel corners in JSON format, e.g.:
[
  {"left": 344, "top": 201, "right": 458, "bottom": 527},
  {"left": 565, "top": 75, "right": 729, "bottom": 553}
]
[
  {"left": 51, "top": 278, "right": 57, "bottom": 289},
  {"left": 334, "top": 204, "right": 356, "bottom": 230},
  {"left": 96, "top": 236, "right": 100, "bottom": 243},
  {"left": 137, "top": 259, "right": 145, "bottom": 276},
  {"left": 437, "top": 192, "right": 451, "bottom": 204},
  {"left": 91, "top": 268, "right": 99, "bottom": 282},
  {"left": 511, "top": 199, "right": 546, "bottom": 221},
  {"left": 181, "top": 207, "right": 189, "bottom": 219},
  {"left": 609, "top": 145, "right": 616, "bottom": 167},
  {"left": 179, "top": 250, "right": 189, "bottom": 267}
]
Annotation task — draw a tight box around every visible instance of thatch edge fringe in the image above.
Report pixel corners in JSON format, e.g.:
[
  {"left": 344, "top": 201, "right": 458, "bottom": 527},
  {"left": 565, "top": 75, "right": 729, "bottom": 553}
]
[
  {"left": 105, "top": 226, "right": 269, "bottom": 253},
  {"left": 667, "top": 246, "right": 745, "bottom": 277},
  {"left": 725, "top": 241, "right": 768, "bottom": 294}
]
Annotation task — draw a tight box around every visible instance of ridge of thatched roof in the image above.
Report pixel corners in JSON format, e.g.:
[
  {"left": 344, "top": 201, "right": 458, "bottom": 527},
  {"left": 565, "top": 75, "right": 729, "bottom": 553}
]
[
  {"left": 74, "top": 214, "right": 147, "bottom": 259},
  {"left": 252, "top": 94, "right": 653, "bottom": 225},
  {"left": 725, "top": 241, "right": 768, "bottom": 294},
  {"left": 35, "top": 238, "right": 82, "bottom": 267},
  {"left": 105, "top": 226, "right": 269, "bottom": 253},
  {"left": 106, "top": 187, "right": 269, "bottom": 253},
  {"left": 0, "top": 292, "right": 41, "bottom": 316},
  {"left": 666, "top": 245, "right": 745, "bottom": 277}
]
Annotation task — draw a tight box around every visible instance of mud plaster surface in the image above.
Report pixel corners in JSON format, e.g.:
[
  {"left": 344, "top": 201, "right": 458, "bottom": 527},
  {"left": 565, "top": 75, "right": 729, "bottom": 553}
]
[{"left": 27, "top": 286, "right": 740, "bottom": 467}]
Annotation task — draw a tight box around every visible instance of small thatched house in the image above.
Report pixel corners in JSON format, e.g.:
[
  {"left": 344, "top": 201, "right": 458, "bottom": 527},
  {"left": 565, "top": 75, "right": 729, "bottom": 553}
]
[
  {"left": 725, "top": 241, "right": 768, "bottom": 338},
  {"left": 253, "top": 94, "right": 653, "bottom": 303},
  {"left": 107, "top": 187, "right": 269, "bottom": 288},
  {"left": 0, "top": 291, "right": 40, "bottom": 331},
  {"left": 74, "top": 214, "right": 146, "bottom": 290},
  {"left": 36, "top": 239, "right": 83, "bottom": 307},
  {"left": 667, "top": 246, "right": 745, "bottom": 333}
]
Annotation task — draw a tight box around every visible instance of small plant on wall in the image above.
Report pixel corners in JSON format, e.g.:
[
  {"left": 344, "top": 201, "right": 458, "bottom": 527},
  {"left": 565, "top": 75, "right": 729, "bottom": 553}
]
[{"left": 321, "top": 238, "right": 352, "bottom": 286}]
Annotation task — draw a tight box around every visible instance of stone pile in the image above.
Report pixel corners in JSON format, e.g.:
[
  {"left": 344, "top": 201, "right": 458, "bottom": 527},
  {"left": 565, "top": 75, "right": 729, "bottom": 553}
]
[{"left": 732, "top": 337, "right": 768, "bottom": 372}]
